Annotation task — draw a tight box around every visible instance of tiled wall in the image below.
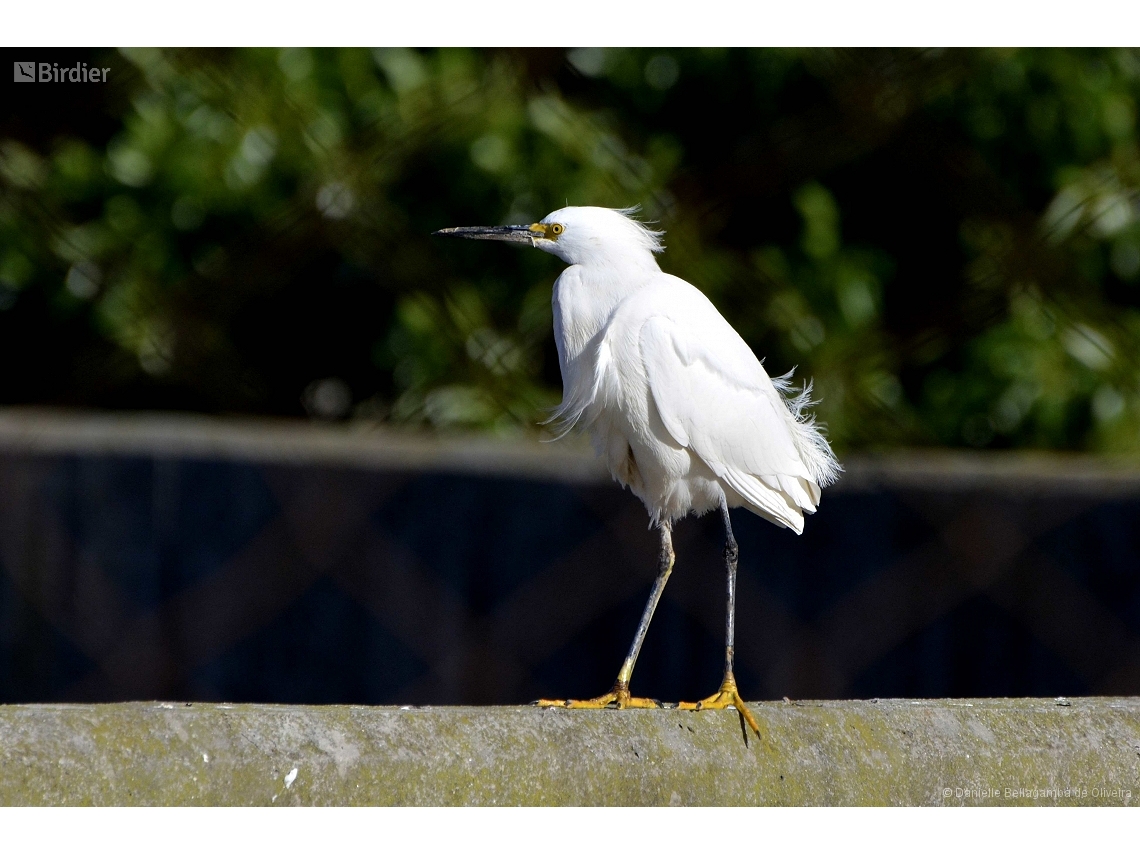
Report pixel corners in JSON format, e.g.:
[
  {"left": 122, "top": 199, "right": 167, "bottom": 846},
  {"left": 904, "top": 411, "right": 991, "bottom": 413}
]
[{"left": 2, "top": 430, "right": 1139, "bottom": 705}]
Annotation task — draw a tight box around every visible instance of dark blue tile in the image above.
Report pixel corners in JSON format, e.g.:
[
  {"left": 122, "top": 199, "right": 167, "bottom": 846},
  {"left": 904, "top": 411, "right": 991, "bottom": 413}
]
[
  {"left": 374, "top": 474, "right": 603, "bottom": 614},
  {"left": 0, "top": 560, "right": 96, "bottom": 702},
  {"left": 687, "top": 491, "right": 934, "bottom": 623},
  {"left": 191, "top": 576, "right": 426, "bottom": 704},
  {"left": 849, "top": 595, "right": 1087, "bottom": 699},
  {"left": 51, "top": 456, "right": 277, "bottom": 606},
  {"left": 1037, "top": 499, "right": 1140, "bottom": 632}
]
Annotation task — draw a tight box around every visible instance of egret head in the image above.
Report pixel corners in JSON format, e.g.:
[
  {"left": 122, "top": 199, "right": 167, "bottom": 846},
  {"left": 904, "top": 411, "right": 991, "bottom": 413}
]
[{"left": 434, "top": 206, "right": 664, "bottom": 268}]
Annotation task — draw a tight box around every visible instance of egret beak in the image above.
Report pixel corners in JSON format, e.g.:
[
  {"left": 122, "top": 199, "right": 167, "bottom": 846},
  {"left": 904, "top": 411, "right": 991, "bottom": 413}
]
[{"left": 432, "top": 224, "right": 545, "bottom": 244}]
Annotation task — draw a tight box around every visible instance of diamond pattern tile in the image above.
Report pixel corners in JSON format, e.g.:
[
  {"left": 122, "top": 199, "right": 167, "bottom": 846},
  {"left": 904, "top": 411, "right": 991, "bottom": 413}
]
[{"left": 2, "top": 444, "right": 1139, "bottom": 706}]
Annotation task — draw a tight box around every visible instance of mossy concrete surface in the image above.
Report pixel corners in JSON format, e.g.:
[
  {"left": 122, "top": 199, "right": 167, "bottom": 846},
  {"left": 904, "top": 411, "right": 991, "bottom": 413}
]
[{"left": 1, "top": 699, "right": 1138, "bottom": 805}]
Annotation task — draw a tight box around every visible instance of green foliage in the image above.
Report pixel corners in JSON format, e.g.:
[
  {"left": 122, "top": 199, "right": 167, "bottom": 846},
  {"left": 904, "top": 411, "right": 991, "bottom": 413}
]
[{"left": 1, "top": 48, "right": 1139, "bottom": 451}]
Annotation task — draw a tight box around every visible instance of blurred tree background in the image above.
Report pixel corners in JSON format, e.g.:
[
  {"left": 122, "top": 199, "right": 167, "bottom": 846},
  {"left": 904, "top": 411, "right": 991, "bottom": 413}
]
[{"left": 2, "top": 47, "right": 1139, "bottom": 453}]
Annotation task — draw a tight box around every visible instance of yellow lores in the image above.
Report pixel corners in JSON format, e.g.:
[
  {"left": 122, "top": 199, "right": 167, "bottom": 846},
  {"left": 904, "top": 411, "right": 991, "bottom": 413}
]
[
  {"left": 529, "top": 221, "right": 564, "bottom": 239},
  {"left": 435, "top": 207, "right": 840, "bottom": 737}
]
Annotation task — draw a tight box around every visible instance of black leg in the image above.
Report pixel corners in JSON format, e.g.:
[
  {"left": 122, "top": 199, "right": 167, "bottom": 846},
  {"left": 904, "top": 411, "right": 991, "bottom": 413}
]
[
  {"left": 616, "top": 521, "right": 674, "bottom": 690},
  {"left": 676, "top": 501, "right": 759, "bottom": 736},
  {"left": 721, "top": 502, "right": 739, "bottom": 679}
]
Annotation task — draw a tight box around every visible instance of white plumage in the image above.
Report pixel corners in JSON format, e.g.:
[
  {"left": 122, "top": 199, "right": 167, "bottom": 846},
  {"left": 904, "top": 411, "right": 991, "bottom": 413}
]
[
  {"left": 435, "top": 205, "right": 840, "bottom": 732},
  {"left": 542, "top": 206, "right": 841, "bottom": 532}
]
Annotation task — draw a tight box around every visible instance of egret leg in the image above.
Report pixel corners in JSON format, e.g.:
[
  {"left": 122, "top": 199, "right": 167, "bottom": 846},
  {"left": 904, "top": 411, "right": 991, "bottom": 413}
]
[
  {"left": 538, "top": 522, "right": 674, "bottom": 710},
  {"left": 678, "top": 503, "right": 760, "bottom": 735}
]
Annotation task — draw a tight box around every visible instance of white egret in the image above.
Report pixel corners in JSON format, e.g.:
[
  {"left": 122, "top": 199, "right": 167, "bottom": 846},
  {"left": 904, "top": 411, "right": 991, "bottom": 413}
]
[{"left": 435, "top": 207, "right": 840, "bottom": 734}]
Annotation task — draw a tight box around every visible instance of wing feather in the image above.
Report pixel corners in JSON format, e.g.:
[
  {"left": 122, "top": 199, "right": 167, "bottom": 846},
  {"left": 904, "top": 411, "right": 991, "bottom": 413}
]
[{"left": 639, "top": 314, "right": 820, "bottom": 528}]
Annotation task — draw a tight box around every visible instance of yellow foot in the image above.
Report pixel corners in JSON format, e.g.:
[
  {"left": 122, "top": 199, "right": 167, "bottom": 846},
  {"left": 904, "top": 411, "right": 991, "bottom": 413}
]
[
  {"left": 678, "top": 676, "right": 760, "bottom": 735},
  {"left": 537, "top": 682, "right": 661, "bottom": 710}
]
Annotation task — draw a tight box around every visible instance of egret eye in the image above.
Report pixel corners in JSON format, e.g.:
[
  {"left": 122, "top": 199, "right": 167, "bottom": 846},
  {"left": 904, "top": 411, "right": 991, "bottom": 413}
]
[{"left": 550, "top": 223, "right": 564, "bottom": 236}]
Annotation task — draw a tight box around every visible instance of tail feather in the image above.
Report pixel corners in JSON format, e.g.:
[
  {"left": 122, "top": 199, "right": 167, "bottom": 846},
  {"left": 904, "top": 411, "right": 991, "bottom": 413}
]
[
  {"left": 722, "top": 469, "right": 806, "bottom": 534},
  {"left": 770, "top": 370, "right": 843, "bottom": 488}
]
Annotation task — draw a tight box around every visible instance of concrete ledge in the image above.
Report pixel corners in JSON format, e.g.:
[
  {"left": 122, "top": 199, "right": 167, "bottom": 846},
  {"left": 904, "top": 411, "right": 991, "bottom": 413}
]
[
  {"left": 2, "top": 699, "right": 1138, "bottom": 805},
  {"left": 6, "top": 406, "right": 1140, "bottom": 492},
  {"left": 0, "top": 407, "right": 606, "bottom": 484}
]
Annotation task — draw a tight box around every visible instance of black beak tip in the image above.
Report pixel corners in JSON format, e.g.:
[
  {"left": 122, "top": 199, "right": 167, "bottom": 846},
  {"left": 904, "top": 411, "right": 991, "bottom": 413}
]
[{"left": 431, "top": 224, "right": 534, "bottom": 243}]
